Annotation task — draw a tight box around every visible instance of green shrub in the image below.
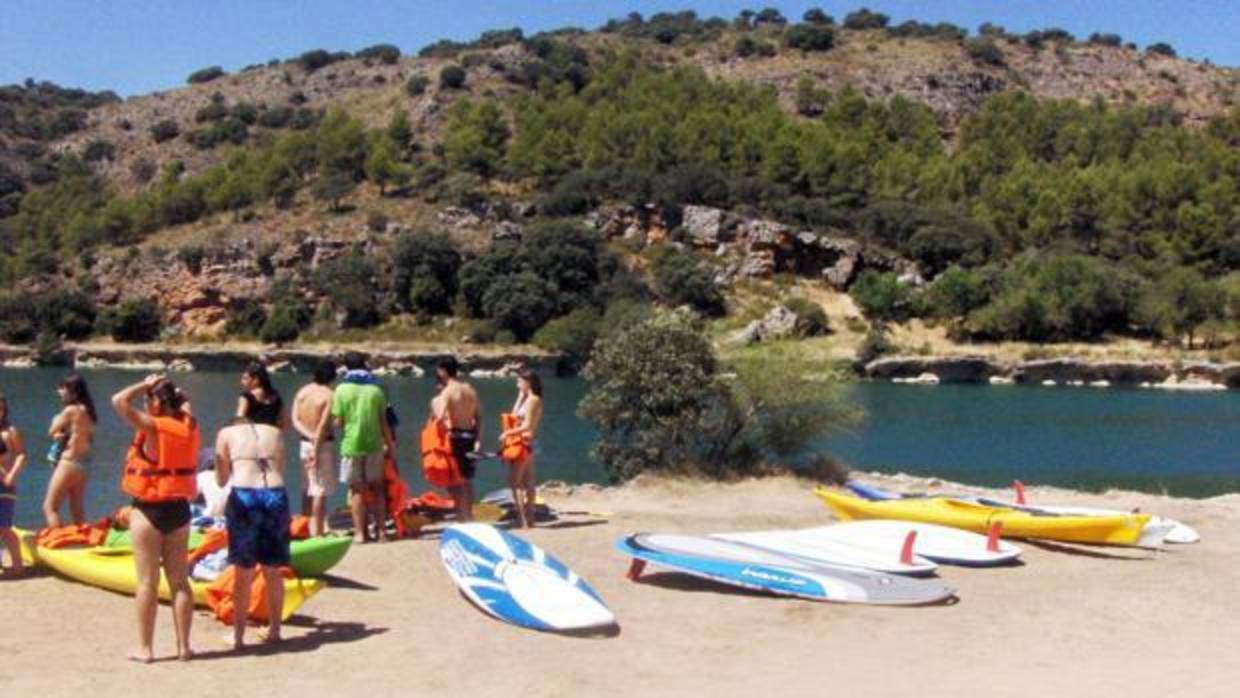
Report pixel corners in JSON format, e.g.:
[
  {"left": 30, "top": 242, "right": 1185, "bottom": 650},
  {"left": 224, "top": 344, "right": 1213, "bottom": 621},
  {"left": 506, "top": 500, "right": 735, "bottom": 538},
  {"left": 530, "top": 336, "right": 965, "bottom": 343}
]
[
  {"left": 82, "top": 139, "right": 116, "bottom": 162},
  {"left": 782, "top": 297, "right": 830, "bottom": 337},
  {"left": 533, "top": 308, "right": 602, "bottom": 364},
  {"left": 965, "top": 37, "right": 1005, "bottom": 66},
  {"left": 187, "top": 66, "right": 226, "bottom": 84},
  {"left": 366, "top": 210, "right": 389, "bottom": 232},
  {"left": 843, "top": 8, "right": 889, "bottom": 30},
  {"left": 1146, "top": 42, "right": 1177, "bottom": 58},
  {"left": 148, "top": 119, "right": 180, "bottom": 143},
  {"left": 803, "top": 8, "right": 833, "bottom": 25},
  {"left": 356, "top": 43, "right": 401, "bottom": 64},
  {"left": 0, "top": 291, "right": 40, "bottom": 343},
  {"left": 313, "top": 251, "right": 382, "bottom": 328},
  {"left": 856, "top": 327, "right": 894, "bottom": 365},
  {"left": 389, "top": 230, "right": 461, "bottom": 315},
  {"left": 925, "top": 266, "right": 990, "bottom": 318},
  {"left": 97, "top": 298, "right": 162, "bottom": 343},
  {"left": 850, "top": 270, "right": 916, "bottom": 322},
  {"left": 439, "top": 64, "right": 467, "bottom": 89},
  {"left": 650, "top": 245, "right": 725, "bottom": 316},
  {"left": 481, "top": 272, "right": 556, "bottom": 341},
  {"left": 257, "top": 106, "right": 293, "bottom": 128},
  {"left": 405, "top": 75, "right": 430, "bottom": 97},
  {"left": 259, "top": 299, "right": 310, "bottom": 343},
  {"left": 784, "top": 23, "right": 835, "bottom": 52},
  {"left": 225, "top": 298, "right": 267, "bottom": 337}
]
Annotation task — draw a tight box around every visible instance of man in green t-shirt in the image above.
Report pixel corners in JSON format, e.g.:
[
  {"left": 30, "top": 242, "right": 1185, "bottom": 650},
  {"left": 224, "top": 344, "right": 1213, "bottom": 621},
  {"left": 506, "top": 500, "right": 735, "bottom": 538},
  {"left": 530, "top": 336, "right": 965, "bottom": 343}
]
[{"left": 317, "top": 352, "right": 394, "bottom": 543}]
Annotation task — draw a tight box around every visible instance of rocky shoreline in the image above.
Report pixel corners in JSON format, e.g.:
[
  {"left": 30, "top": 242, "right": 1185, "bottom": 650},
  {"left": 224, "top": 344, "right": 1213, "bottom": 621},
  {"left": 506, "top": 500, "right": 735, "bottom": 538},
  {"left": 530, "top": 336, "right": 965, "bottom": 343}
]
[
  {"left": 0, "top": 342, "right": 563, "bottom": 377},
  {"left": 861, "top": 355, "right": 1240, "bottom": 390}
]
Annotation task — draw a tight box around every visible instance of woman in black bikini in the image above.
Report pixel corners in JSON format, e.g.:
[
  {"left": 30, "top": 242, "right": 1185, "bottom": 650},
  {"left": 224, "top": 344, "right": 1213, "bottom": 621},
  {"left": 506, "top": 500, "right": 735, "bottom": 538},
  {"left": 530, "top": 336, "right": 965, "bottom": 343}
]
[
  {"left": 236, "top": 362, "right": 288, "bottom": 429},
  {"left": 112, "top": 374, "right": 201, "bottom": 663}
]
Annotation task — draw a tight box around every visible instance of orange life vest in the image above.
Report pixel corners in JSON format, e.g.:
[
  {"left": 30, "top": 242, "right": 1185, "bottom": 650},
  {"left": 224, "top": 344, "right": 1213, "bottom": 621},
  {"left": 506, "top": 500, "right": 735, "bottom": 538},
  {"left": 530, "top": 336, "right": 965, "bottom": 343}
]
[
  {"left": 205, "top": 564, "right": 297, "bottom": 625},
  {"left": 500, "top": 413, "right": 531, "bottom": 466},
  {"left": 420, "top": 419, "right": 462, "bottom": 488},
  {"left": 121, "top": 415, "right": 201, "bottom": 502},
  {"left": 35, "top": 519, "right": 110, "bottom": 549}
]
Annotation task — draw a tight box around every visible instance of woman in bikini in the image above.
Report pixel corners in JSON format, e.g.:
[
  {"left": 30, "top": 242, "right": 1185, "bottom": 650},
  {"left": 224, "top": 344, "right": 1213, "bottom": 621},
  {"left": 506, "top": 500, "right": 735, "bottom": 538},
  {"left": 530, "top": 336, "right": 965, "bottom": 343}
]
[
  {"left": 1, "top": 392, "right": 29, "bottom": 577},
  {"left": 214, "top": 415, "right": 290, "bottom": 648},
  {"left": 113, "top": 375, "right": 200, "bottom": 663},
  {"left": 43, "top": 374, "right": 97, "bottom": 527},
  {"left": 501, "top": 369, "right": 543, "bottom": 529}
]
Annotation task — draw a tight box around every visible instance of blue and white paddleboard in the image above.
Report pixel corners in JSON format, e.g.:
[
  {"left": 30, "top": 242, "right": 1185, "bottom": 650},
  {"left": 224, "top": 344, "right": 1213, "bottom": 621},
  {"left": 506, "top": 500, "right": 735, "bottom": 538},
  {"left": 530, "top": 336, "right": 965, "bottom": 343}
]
[
  {"left": 439, "top": 523, "right": 616, "bottom": 632},
  {"left": 617, "top": 533, "right": 955, "bottom": 606}
]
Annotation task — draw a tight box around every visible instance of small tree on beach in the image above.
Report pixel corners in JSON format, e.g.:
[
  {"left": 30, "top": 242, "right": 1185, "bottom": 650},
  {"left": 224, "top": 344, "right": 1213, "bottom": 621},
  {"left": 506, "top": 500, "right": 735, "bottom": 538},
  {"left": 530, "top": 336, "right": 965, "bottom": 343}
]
[{"left": 580, "top": 315, "right": 859, "bottom": 482}]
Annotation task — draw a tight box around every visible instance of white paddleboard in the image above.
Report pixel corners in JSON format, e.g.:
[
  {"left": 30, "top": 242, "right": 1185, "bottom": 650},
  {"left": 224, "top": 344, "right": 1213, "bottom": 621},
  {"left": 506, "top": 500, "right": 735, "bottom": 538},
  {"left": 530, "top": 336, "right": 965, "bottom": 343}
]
[
  {"left": 618, "top": 533, "right": 955, "bottom": 606},
  {"left": 440, "top": 523, "right": 616, "bottom": 632},
  {"left": 714, "top": 528, "right": 938, "bottom": 576},
  {"left": 808, "top": 521, "right": 1022, "bottom": 567}
]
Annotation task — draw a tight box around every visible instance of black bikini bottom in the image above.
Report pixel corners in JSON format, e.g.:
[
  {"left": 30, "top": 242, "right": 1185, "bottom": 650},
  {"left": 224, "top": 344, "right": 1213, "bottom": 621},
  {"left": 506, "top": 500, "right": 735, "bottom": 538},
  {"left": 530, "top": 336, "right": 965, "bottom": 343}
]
[{"left": 132, "top": 499, "right": 191, "bottom": 535}]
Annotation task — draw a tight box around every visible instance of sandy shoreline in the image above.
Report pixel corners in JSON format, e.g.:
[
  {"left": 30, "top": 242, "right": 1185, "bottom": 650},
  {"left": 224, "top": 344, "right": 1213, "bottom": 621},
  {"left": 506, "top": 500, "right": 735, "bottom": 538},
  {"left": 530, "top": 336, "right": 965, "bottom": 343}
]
[{"left": 3, "top": 472, "right": 1238, "bottom": 697}]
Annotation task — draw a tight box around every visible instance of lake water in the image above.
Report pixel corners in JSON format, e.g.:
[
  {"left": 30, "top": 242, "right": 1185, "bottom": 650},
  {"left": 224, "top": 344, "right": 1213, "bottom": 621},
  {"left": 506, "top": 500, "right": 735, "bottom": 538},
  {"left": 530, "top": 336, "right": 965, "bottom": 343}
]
[{"left": 1, "top": 368, "right": 1236, "bottom": 527}]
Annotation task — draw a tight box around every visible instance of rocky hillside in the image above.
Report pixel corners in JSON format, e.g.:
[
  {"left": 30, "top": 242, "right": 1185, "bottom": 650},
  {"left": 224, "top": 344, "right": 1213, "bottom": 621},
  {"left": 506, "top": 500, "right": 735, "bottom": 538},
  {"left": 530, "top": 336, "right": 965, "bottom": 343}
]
[{"left": 1, "top": 9, "right": 1237, "bottom": 359}]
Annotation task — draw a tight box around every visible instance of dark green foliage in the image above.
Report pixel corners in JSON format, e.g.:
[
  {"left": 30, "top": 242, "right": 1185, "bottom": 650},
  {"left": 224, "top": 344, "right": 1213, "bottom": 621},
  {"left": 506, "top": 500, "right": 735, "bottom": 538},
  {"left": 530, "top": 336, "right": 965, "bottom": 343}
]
[
  {"left": 580, "top": 317, "right": 742, "bottom": 481},
  {"left": 1146, "top": 42, "right": 1177, "bottom": 58},
  {"left": 187, "top": 66, "right": 225, "bottom": 84},
  {"left": 481, "top": 272, "right": 556, "bottom": 341},
  {"left": 0, "top": 292, "right": 39, "bottom": 343},
  {"left": 969, "top": 255, "right": 1140, "bottom": 341},
  {"left": 782, "top": 297, "right": 829, "bottom": 337},
  {"left": 443, "top": 99, "right": 508, "bottom": 177},
  {"left": 785, "top": 23, "right": 835, "bottom": 52},
  {"left": 965, "top": 37, "right": 1005, "bottom": 66},
  {"left": 299, "top": 49, "right": 347, "bottom": 72},
  {"left": 130, "top": 158, "right": 157, "bottom": 184},
  {"left": 439, "top": 65, "right": 467, "bottom": 89},
  {"left": 1137, "top": 267, "right": 1228, "bottom": 347},
  {"left": 843, "top": 8, "right": 889, "bottom": 30},
  {"left": 97, "top": 298, "right": 162, "bottom": 343},
  {"left": 856, "top": 327, "right": 894, "bottom": 364},
  {"left": 231, "top": 102, "right": 259, "bottom": 125},
  {"left": 851, "top": 270, "right": 916, "bottom": 322},
  {"left": 260, "top": 299, "right": 311, "bottom": 343},
  {"left": 522, "top": 222, "right": 609, "bottom": 314},
  {"left": 313, "top": 251, "right": 382, "bottom": 328},
  {"left": 224, "top": 298, "right": 267, "bottom": 337},
  {"left": 187, "top": 116, "right": 248, "bottom": 149},
  {"left": 149, "top": 119, "right": 180, "bottom": 143},
  {"left": 195, "top": 94, "right": 229, "bottom": 123},
  {"left": 803, "top": 8, "right": 833, "bottom": 25},
  {"left": 514, "top": 37, "right": 591, "bottom": 92},
  {"left": 925, "top": 266, "right": 990, "bottom": 318},
  {"left": 311, "top": 171, "right": 356, "bottom": 211},
  {"left": 888, "top": 21, "right": 967, "bottom": 40},
  {"left": 258, "top": 106, "right": 293, "bottom": 128},
  {"left": 32, "top": 290, "right": 96, "bottom": 340},
  {"left": 405, "top": 75, "right": 430, "bottom": 97},
  {"left": 1088, "top": 33, "right": 1123, "bottom": 47},
  {"left": 356, "top": 43, "right": 401, "bottom": 64},
  {"left": 288, "top": 107, "right": 321, "bottom": 130},
  {"left": 82, "top": 139, "right": 116, "bottom": 162},
  {"left": 533, "top": 307, "right": 602, "bottom": 365},
  {"left": 389, "top": 230, "right": 461, "bottom": 315},
  {"left": 854, "top": 203, "right": 996, "bottom": 275},
  {"left": 753, "top": 8, "right": 787, "bottom": 26},
  {"left": 650, "top": 245, "right": 725, "bottom": 316}
]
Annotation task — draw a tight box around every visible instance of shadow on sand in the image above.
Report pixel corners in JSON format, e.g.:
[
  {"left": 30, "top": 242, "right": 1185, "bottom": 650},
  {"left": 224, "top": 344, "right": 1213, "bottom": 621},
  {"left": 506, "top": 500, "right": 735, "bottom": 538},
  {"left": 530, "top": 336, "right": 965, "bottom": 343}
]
[{"left": 189, "top": 620, "right": 388, "bottom": 661}]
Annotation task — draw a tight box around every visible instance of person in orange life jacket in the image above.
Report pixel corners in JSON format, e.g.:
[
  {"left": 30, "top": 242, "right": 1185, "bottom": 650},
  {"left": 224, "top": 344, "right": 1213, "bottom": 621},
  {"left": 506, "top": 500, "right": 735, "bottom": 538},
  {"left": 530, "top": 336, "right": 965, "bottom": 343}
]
[
  {"left": 214, "top": 415, "right": 289, "bottom": 649},
  {"left": 112, "top": 374, "right": 201, "bottom": 664},
  {"left": 436, "top": 357, "right": 481, "bottom": 523},
  {"left": 43, "top": 373, "right": 97, "bottom": 527},
  {"left": 0, "top": 392, "right": 28, "bottom": 578},
  {"left": 501, "top": 369, "right": 543, "bottom": 529}
]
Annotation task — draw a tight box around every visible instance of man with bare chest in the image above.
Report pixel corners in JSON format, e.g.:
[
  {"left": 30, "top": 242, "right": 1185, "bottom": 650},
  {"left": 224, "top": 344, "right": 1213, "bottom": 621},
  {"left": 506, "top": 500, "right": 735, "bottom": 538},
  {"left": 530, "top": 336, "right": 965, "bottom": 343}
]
[
  {"left": 435, "top": 357, "right": 481, "bottom": 522},
  {"left": 292, "top": 362, "right": 336, "bottom": 536}
]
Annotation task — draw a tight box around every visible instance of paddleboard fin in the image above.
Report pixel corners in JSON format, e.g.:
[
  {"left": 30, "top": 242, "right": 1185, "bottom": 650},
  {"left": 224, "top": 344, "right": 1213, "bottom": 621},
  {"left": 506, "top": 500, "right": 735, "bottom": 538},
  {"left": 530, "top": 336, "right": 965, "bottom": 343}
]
[
  {"left": 626, "top": 558, "right": 646, "bottom": 582},
  {"left": 899, "top": 530, "right": 917, "bottom": 566},
  {"left": 1013, "top": 480, "right": 1027, "bottom": 505},
  {"left": 986, "top": 521, "right": 1003, "bottom": 552}
]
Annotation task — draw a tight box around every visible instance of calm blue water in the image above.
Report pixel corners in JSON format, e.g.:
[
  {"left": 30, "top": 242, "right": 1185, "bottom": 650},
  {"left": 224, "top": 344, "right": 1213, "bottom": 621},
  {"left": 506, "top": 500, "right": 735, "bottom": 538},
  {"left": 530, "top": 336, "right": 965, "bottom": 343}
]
[{"left": 1, "top": 368, "right": 1235, "bottom": 527}]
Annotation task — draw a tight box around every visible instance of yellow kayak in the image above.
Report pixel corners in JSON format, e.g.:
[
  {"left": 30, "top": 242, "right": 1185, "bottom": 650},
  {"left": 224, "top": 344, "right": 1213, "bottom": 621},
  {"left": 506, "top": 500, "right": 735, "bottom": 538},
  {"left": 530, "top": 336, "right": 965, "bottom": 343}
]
[
  {"left": 815, "top": 488, "right": 1154, "bottom": 546},
  {"left": 15, "top": 527, "right": 36, "bottom": 566},
  {"left": 37, "top": 545, "right": 323, "bottom": 621}
]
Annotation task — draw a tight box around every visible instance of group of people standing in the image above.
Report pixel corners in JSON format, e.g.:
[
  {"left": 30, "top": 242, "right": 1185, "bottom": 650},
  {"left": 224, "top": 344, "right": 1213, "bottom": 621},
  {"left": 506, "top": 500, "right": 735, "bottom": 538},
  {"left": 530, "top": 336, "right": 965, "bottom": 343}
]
[{"left": 0, "top": 352, "right": 544, "bottom": 660}]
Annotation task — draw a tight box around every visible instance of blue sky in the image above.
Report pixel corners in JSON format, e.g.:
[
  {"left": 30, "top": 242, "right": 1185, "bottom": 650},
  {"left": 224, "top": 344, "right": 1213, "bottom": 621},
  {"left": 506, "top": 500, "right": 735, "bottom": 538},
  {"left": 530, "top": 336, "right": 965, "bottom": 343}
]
[{"left": 2, "top": 1, "right": 1237, "bottom": 96}]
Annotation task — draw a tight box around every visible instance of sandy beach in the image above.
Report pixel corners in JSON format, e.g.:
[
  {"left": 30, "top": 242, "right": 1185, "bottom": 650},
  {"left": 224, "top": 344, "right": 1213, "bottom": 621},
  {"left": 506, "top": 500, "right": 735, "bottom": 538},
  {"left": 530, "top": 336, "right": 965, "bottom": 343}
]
[{"left": 3, "top": 473, "right": 1238, "bottom": 698}]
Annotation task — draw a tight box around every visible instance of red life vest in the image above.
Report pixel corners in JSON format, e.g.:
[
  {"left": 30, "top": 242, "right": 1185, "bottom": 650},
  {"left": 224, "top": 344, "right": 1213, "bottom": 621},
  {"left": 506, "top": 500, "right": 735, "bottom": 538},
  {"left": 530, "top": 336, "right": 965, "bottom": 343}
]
[
  {"left": 500, "top": 413, "right": 530, "bottom": 466},
  {"left": 121, "top": 415, "right": 201, "bottom": 502},
  {"left": 420, "top": 419, "right": 462, "bottom": 488}
]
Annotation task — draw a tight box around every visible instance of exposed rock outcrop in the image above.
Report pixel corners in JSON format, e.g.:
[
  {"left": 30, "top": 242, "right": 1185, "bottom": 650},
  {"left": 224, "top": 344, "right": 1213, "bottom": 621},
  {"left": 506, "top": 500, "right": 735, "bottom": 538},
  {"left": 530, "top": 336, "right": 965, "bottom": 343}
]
[{"left": 862, "top": 356, "right": 1239, "bottom": 390}]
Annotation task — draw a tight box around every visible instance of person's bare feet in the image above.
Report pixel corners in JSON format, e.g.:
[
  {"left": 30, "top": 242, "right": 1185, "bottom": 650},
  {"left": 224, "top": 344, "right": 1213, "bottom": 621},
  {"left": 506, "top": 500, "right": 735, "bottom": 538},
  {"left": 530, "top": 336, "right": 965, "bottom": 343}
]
[
  {"left": 257, "top": 628, "right": 281, "bottom": 644},
  {"left": 127, "top": 648, "right": 154, "bottom": 664},
  {"left": 178, "top": 648, "right": 195, "bottom": 662}
]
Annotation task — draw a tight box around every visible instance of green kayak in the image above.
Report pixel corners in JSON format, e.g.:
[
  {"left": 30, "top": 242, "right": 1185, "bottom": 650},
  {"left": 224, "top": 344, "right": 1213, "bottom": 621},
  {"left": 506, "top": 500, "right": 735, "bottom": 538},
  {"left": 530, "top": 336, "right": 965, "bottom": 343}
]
[{"left": 105, "top": 528, "right": 352, "bottom": 578}]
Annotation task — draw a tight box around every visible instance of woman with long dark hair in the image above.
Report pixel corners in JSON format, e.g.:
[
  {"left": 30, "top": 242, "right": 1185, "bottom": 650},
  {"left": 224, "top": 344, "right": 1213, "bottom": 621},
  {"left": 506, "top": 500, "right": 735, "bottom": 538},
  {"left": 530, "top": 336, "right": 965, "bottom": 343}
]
[
  {"left": 1, "top": 392, "right": 29, "bottom": 577},
  {"left": 500, "top": 368, "right": 543, "bottom": 528},
  {"left": 43, "top": 373, "right": 97, "bottom": 526},
  {"left": 236, "top": 362, "right": 287, "bottom": 429},
  {"left": 113, "top": 374, "right": 199, "bottom": 662}
]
